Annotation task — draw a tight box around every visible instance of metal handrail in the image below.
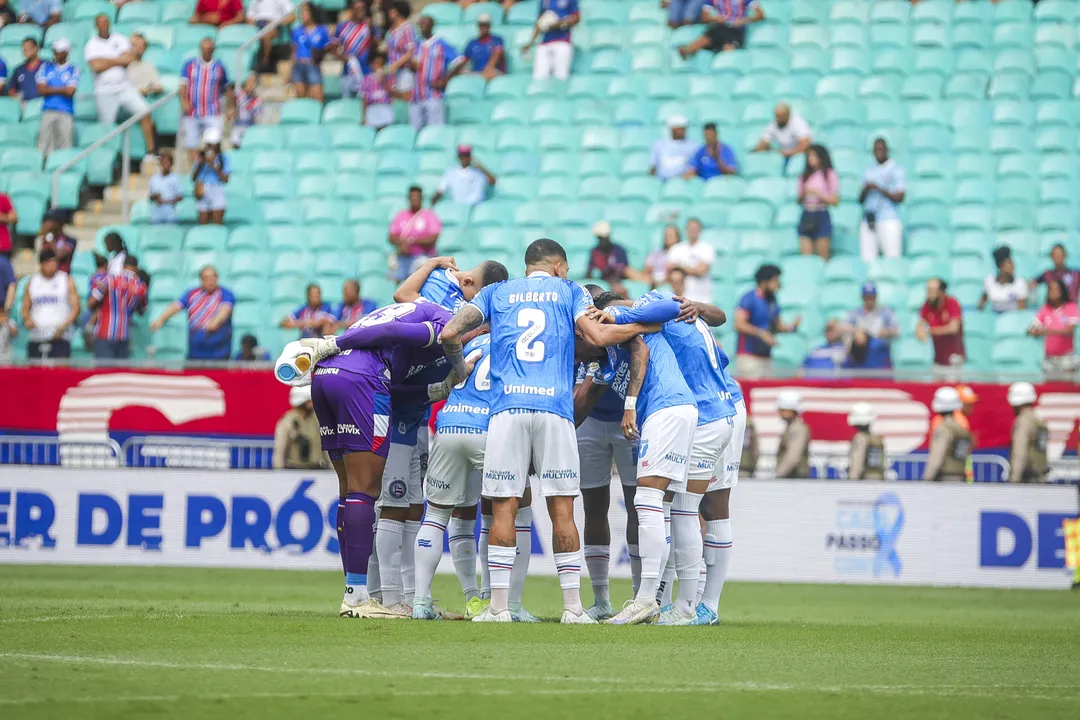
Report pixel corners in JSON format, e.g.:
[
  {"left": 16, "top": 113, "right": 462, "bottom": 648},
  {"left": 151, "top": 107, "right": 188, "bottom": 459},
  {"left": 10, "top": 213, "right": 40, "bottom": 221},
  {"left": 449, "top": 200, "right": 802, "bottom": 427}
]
[
  {"left": 235, "top": 1, "right": 305, "bottom": 84},
  {"left": 49, "top": 89, "right": 179, "bottom": 221}
]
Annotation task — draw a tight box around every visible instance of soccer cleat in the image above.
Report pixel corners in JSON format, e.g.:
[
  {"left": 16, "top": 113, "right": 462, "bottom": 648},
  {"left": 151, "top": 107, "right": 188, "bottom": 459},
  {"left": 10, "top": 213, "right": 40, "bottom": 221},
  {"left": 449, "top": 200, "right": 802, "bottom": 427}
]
[
  {"left": 509, "top": 604, "right": 541, "bottom": 623},
  {"left": 383, "top": 602, "right": 413, "bottom": 619},
  {"left": 471, "top": 606, "right": 513, "bottom": 623},
  {"left": 340, "top": 599, "right": 404, "bottom": 619},
  {"left": 412, "top": 597, "right": 440, "bottom": 620},
  {"left": 561, "top": 609, "right": 598, "bottom": 624},
  {"left": 689, "top": 603, "right": 719, "bottom": 626},
  {"left": 585, "top": 599, "right": 615, "bottom": 622},
  {"left": 656, "top": 605, "right": 695, "bottom": 626},
  {"left": 606, "top": 599, "right": 660, "bottom": 626},
  {"left": 465, "top": 597, "right": 490, "bottom": 619}
]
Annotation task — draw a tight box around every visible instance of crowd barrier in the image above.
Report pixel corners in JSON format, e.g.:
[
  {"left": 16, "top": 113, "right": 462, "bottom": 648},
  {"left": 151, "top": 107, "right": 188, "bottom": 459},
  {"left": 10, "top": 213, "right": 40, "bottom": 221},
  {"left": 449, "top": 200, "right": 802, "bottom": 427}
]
[{"left": 2, "top": 469, "right": 1075, "bottom": 589}]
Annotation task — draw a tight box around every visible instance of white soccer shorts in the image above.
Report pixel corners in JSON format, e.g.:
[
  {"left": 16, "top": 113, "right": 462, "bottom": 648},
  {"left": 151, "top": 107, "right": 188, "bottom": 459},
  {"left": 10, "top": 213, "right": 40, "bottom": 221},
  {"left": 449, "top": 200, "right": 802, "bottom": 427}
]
[
  {"left": 636, "top": 404, "right": 698, "bottom": 492},
  {"left": 709, "top": 399, "right": 747, "bottom": 492},
  {"left": 378, "top": 440, "right": 425, "bottom": 508},
  {"left": 483, "top": 411, "right": 580, "bottom": 498},
  {"left": 689, "top": 416, "right": 736, "bottom": 483},
  {"left": 533, "top": 41, "right": 573, "bottom": 81},
  {"left": 577, "top": 416, "right": 637, "bottom": 489},
  {"left": 425, "top": 429, "right": 486, "bottom": 507}
]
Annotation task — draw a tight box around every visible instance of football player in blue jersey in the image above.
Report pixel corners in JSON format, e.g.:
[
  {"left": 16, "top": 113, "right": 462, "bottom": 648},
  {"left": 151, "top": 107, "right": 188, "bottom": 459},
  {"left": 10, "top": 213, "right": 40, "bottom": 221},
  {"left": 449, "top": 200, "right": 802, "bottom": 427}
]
[
  {"left": 394, "top": 255, "right": 510, "bottom": 312},
  {"left": 439, "top": 239, "right": 656, "bottom": 623}
]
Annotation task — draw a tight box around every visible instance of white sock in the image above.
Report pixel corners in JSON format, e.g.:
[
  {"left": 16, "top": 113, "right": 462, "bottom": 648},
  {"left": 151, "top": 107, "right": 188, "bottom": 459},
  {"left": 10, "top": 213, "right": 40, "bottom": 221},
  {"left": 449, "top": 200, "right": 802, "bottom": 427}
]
[
  {"left": 414, "top": 507, "right": 451, "bottom": 602},
  {"left": 633, "top": 487, "right": 666, "bottom": 605},
  {"left": 510, "top": 507, "right": 533, "bottom": 606},
  {"left": 584, "top": 544, "right": 610, "bottom": 604},
  {"left": 657, "top": 501, "right": 674, "bottom": 606},
  {"left": 671, "top": 492, "right": 704, "bottom": 616},
  {"left": 479, "top": 513, "right": 492, "bottom": 600},
  {"left": 627, "top": 543, "right": 642, "bottom": 596},
  {"left": 702, "top": 519, "right": 733, "bottom": 614},
  {"left": 554, "top": 550, "right": 584, "bottom": 614},
  {"left": 487, "top": 544, "right": 515, "bottom": 613},
  {"left": 695, "top": 558, "right": 707, "bottom": 608},
  {"left": 401, "top": 519, "right": 420, "bottom": 605},
  {"left": 376, "top": 518, "right": 404, "bottom": 607},
  {"left": 367, "top": 547, "right": 381, "bottom": 602},
  {"left": 447, "top": 517, "right": 479, "bottom": 601},
  {"left": 343, "top": 582, "right": 369, "bottom": 606}
]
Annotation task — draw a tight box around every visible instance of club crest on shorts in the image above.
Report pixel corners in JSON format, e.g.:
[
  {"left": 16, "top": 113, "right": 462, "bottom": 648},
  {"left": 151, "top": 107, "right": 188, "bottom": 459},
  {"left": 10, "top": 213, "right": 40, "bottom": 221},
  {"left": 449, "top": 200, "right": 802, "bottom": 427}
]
[
  {"left": 389, "top": 479, "right": 407, "bottom": 499},
  {"left": 640, "top": 440, "right": 649, "bottom": 458}
]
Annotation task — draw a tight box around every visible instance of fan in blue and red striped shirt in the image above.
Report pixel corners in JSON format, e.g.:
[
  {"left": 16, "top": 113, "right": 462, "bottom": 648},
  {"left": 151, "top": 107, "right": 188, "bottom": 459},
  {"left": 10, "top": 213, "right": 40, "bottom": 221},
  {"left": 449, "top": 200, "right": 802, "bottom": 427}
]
[
  {"left": 89, "top": 255, "right": 148, "bottom": 360},
  {"left": 150, "top": 265, "right": 235, "bottom": 360},
  {"left": 179, "top": 38, "right": 231, "bottom": 163},
  {"left": 333, "top": 0, "right": 376, "bottom": 85},
  {"left": 409, "top": 15, "right": 465, "bottom": 130}
]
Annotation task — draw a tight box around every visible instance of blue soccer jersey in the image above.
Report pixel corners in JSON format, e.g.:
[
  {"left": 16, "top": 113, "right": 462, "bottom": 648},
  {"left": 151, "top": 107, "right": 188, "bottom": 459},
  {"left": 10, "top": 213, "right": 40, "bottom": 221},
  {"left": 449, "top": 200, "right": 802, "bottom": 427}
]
[
  {"left": 420, "top": 268, "right": 467, "bottom": 312},
  {"left": 576, "top": 362, "right": 624, "bottom": 422},
  {"left": 468, "top": 272, "right": 590, "bottom": 422},
  {"left": 718, "top": 342, "right": 743, "bottom": 404},
  {"left": 437, "top": 334, "right": 492, "bottom": 432},
  {"left": 614, "top": 290, "right": 738, "bottom": 424}
]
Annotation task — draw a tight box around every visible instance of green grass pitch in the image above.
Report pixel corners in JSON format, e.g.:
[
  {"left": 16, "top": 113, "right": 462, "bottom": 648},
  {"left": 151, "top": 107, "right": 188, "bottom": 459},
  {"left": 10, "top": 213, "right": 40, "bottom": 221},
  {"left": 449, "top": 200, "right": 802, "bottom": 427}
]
[{"left": 2, "top": 565, "right": 1078, "bottom": 719}]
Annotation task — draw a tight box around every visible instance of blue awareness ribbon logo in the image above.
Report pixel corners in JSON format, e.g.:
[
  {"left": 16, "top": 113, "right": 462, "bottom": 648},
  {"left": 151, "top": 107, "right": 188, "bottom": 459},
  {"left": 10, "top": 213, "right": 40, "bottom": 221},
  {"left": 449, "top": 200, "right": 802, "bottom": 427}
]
[{"left": 872, "top": 492, "right": 904, "bottom": 577}]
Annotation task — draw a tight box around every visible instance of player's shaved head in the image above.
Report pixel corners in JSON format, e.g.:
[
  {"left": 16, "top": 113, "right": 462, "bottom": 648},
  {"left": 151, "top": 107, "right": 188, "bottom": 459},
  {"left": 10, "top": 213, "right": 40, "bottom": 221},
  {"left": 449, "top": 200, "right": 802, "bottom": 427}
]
[
  {"left": 479, "top": 260, "right": 509, "bottom": 287},
  {"left": 583, "top": 283, "right": 604, "bottom": 301},
  {"left": 524, "top": 238, "right": 567, "bottom": 266},
  {"left": 592, "top": 291, "right": 625, "bottom": 310}
]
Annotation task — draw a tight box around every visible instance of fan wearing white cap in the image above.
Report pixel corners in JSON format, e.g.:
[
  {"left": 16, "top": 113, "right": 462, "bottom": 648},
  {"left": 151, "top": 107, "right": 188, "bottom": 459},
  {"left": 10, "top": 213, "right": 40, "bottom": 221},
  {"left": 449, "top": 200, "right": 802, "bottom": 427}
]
[
  {"left": 522, "top": 0, "right": 580, "bottom": 81},
  {"left": 650, "top": 115, "right": 697, "bottom": 181},
  {"left": 1007, "top": 383, "right": 1050, "bottom": 484},
  {"left": 193, "top": 125, "right": 230, "bottom": 225},
  {"left": 847, "top": 403, "right": 885, "bottom": 481},
  {"left": 35, "top": 37, "right": 79, "bottom": 157},
  {"left": 775, "top": 390, "right": 811, "bottom": 479},
  {"left": 584, "top": 221, "right": 631, "bottom": 297},
  {"left": 84, "top": 14, "right": 159, "bottom": 156},
  {"left": 273, "top": 385, "right": 327, "bottom": 470},
  {"left": 462, "top": 13, "right": 506, "bottom": 81},
  {"left": 922, "top": 387, "right": 973, "bottom": 482}
]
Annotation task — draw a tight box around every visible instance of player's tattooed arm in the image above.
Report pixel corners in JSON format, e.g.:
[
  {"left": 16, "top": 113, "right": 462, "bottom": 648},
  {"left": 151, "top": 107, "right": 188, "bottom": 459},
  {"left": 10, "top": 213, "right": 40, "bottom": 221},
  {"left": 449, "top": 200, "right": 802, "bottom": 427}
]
[
  {"left": 439, "top": 305, "right": 484, "bottom": 378},
  {"left": 623, "top": 336, "right": 649, "bottom": 441},
  {"left": 573, "top": 374, "right": 607, "bottom": 428},
  {"left": 577, "top": 316, "right": 657, "bottom": 347},
  {"left": 393, "top": 256, "right": 458, "bottom": 303}
]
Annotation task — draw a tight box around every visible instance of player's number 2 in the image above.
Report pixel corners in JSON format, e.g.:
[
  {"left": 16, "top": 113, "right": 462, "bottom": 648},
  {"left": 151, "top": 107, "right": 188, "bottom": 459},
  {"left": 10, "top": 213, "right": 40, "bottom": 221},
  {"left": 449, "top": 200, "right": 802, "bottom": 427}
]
[{"left": 515, "top": 309, "right": 546, "bottom": 362}]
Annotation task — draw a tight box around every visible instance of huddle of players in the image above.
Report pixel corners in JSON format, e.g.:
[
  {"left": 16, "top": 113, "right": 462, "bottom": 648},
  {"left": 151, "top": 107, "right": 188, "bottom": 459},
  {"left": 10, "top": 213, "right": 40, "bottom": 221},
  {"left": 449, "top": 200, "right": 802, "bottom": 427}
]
[{"left": 298, "top": 238, "right": 745, "bottom": 625}]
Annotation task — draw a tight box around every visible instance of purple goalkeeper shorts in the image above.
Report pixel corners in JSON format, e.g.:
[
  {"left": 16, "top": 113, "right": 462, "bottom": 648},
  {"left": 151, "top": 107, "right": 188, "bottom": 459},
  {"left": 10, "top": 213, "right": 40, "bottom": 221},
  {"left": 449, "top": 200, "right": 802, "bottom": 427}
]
[{"left": 311, "top": 368, "right": 392, "bottom": 459}]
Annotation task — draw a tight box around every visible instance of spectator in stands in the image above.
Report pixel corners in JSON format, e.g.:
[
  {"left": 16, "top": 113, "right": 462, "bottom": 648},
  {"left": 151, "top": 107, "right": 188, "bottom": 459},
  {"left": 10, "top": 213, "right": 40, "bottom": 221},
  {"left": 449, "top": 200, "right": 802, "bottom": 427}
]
[
  {"left": 233, "top": 333, "right": 271, "bottom": 361},
  {"left": 282, "top": 283, "right": 334, "bottom": 339},
  {"left": 290, "top": 3, "right": 330, "bottom": 102},
  {"left": 8, "top": 37, "right": 42, "bottom": 101},
  {"left": 192, "top": 127, "right": 230, "bottom": 225},
  {"left": 19, "top": 0, "right": 60, "bottom": 29},
  {"left": 858, "top": 138, "right": 906, "bottom": 263},
  {"left": 333, "top": 279, "right": 377, "bottom": 331},
  {"left": 0, "top": 0, "right": 16, "bottom": 28},
  {"left": 274, "top": 386, "right": 327, "bottom": 470},
  {"left": 1030, "top": 279, "right": 1079, "bottom": 377},
  {"left": 666, "top": 217, "right": 715, "bottom": 303},
  {"left": 802, "top": 319, "right": 849, "bottom": 372},
  {"left": 1031, "top": 244, "right": 1080, "bottom": 304},
  {"left": 385, "top": 1, "right": 418, "bottom": 94},
  {"left": 523, "top": 0, "right": 579, "bottom": 81},
  {"left": 37, "top": 209, "right": 74, "bottom": 273},
  {"left": 979, "top": 246, "right": 1029, "bottom": 314},
  {"left": 683, "top": 122, "right": 739, "bottom": 180},
  {"left": 35, "top": 38, "right": 77, "bottom": 157},
  {"left": 840, "top": 282, "right": 898, "bottom": 369},
  {"left": 151, "top": 265, "right": 235, "bottom": 360},
  {"left": 248, "top": 0, "right": 295, "bottom": 72},
  {"left": 191, "top": 0, "right": 244, "bottom": 27},
  {"left": 0, "top": 191, "right": 15, "bottom": 258},
  {"left": 0, "top": 56, "right": 6, "bottom": 96},
  {"left": 667, "top": 0, "right": 706, "bottom": 28},
  {"left": 734, "top": 263, "right": 800, "bottom": 378},
  {"left": 753, "top": 102, "right": 812, "bottom": 164},
  {"left": 334, "top": 1, "right": 374, "bottom": 95},
  {"left": 464, "top": 13, "right": 505, "bottom": 80},
  {"left": 0, "top": 252, "right": 14, "bottom": 365},
  {"left": 796, "top": 144, "right": 839, "bottom": 260},
  {"left": 179, "top": 37, "right": 231, "bottom": 166},
  {"left": 85, "top": 14, "right": 159, "bottom": 157},
  {"left": 388, "top": 185, "right": 442, "bottom": 282},
  {"left": 81, "top": 253, "right": 108, "bottom": 349},
  {"left": 916, "top": 277, "right": 965, "bottom": 375},
  {"left": 104, "top": 232, "right": 128, "bottom": 275},
  {"left": 650, "top": 115, "right": 696, "bottom": 181},
  {"left": 408, "top": 16, "right": 466, "bottom": 130},
  {"left": 230, "top": 73, "right": 262, "bottom": 147},
  {"left": 148, "top": 150, "right": 183, "bottom": 224},
  {"left": 586, "top": 221, "right": 630, "bottom": 297},
  {"left": 644, "top": 224, "right": 681, "bottom": 289},
  {"left": 87, "top": 254, "right": 148, "bottom": 360},
  {"left": 432, "top": 145, "right": 495, "bottom": 207},
  {"left": 23, "top": 247, "right": 79, "bottom": 359},
  {"left": 360, "top": 51, "right": 394, "bottom": 129},
  {"left": 128, "top": 34, "right": 165, "bottom": 97},
  {"left": 677, "top": 0, "right": 764, "bottom": 58}
]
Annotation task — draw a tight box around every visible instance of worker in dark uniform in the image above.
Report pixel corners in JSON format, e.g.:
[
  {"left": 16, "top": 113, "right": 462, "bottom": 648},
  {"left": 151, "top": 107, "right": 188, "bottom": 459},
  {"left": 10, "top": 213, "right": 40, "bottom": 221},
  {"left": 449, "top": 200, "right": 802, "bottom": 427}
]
[
  {"left": 775, "top": 390, "right": 811, "bottom": 479},
  {"left": 847, "top": 402, "right": 886, "bottom": 480},
  {"left": 923, "top": 386, "right": 973, "bottom": 482},
  {"left": 1007, "top": 382, "right": 1049, "bottom": 484}
]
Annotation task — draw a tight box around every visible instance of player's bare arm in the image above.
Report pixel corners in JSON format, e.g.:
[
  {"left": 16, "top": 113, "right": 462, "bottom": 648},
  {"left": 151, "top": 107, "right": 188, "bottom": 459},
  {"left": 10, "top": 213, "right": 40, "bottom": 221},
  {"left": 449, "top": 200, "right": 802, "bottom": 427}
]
[
  {"left": 573, "top": 374, "right": 607, "bottom": 427},
  {"left": 676, "top": 297, "right": 727, "bottom": 327},
  {"left": 393, "top": 256, "right": 458, "bottom": 303},
  {"left": 576, "top": 315, "right": 659, "bottom": 348},
  {"left": 622, "top": 336, "right": 649, "bottom": 441},
  {"left": 439, "top": 304, "right": 484, "bottom": 378}
]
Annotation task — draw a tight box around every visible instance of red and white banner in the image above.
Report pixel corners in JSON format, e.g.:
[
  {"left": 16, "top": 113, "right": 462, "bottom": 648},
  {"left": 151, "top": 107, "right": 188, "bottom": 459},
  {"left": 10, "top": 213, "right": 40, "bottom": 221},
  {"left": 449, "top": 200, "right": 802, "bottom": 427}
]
[{"left": 3, "top": 367, "right": 1079, "bottom": 458}]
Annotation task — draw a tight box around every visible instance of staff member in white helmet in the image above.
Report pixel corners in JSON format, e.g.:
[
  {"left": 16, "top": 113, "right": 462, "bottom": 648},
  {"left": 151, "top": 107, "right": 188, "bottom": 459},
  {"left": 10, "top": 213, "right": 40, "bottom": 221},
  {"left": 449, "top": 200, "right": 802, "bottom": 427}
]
[
  {"left": 273, "top": 385, "right": 327, "bottom": 470},
  {"left": 923, "top": 386, "right": 972, "bottom": 482},
  {"left": 847, "top": 402, "right": 885, "bottom": 480},
  {"left": 1007, "top": 382, "right": 1049, "bottom": 484},
  {"left": 774, "top": 390, "right": 810, "bottom": 479}
]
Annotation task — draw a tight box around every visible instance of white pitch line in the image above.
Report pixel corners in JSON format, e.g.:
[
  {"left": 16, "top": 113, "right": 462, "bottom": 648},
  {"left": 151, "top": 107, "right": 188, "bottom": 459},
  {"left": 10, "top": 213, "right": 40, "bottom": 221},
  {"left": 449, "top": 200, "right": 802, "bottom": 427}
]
[
  {"left": 0, "top": 653, "right": 1075, "bottom": 702},
  {"left": 0, "top": 614, "right": 139, "bottom": 624}
]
